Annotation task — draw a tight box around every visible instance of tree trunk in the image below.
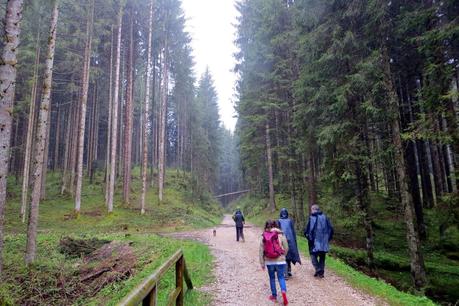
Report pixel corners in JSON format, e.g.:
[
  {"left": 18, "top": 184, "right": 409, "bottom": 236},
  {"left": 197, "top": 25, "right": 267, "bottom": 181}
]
[
  {"left": 307, "top": 150, "right": 317, "bottom": 209},
  {"left": 0, "top": 0, "right": 24, "bottom": 275},
  {"left": 40, "top": 102, "right": 52, "bottom": 200},
  {"left": 418, "top": 140, "right": 434, "bottom": 208},
  {"left": 74, "top": 0, "right": 94, "bottom": 215},
  {"left": 141, "top": 0, "right": 154, "bottom": 214},
  {"left": 106, "top": 5, "right": 123, "bottom": 213},
  {"left": 69, "top": 89, "right": 80, "bottom": 196},
  {"left": 60, "top": 98, "right": 72, "bottom": 195},
  {"left": 25, "top": 1, "right": 58, "bottom": 265},
  {"left": 355, "top": 160, "right": 375, "bottom": 269},
  {"left": 105, "top": 25, "right": 114, "bottom": 202},
  {"left": 53, "top": 102, "right": 61, "bottom": 171},
  {"left": 265, "top": 121, "right": 276, "bottom": 212},
  {"left": 406, "top": 141, "right": 426, "bottom": 240},
  {"left": 21, "top": 31, "right": 40, "bottom": 222},
  {"left": 123, "top": 7, "right": 134, "bottom": 205},
  {"left": 158, "top": 40, "right": 169, "bottom": 202},
  {"left": 383, "top": 49, "right": 427, "bottom": 289}
]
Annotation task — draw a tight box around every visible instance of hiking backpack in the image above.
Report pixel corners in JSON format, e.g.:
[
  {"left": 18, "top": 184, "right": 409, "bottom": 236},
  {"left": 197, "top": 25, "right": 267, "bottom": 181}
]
[{"left": 262, "top": 231, "right": 285, "bottom": 259}]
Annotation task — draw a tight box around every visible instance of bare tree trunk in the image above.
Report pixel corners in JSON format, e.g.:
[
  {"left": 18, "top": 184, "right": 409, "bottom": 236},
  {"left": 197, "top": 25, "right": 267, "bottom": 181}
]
[
  {"left": 383, "top": 49, "right": 426, "bottom": 289},
  {"left": 69, "top": 90, "right": 80, "bottom": 196},
  {"left": 0, "top": 0, "right": 24, "bottom": 275},
  {"left": 158, "top": 40, "right": 168, "bottom": 202},
  {"left": 105, "top": 25, "right": 114, "bottom": 202},
  {"left": 106, "top": 5, "right": 123, "bottom": 213},
  {"left": 90, "top": 83, "right": 99, "bottom": 183},
  {"left": 355, "top": 158, "right": 375, "bottom": 269},
  {"left": 40, "top": 106, "right": 51, "bottom": 200},
  {"left": 61, "top": 93, "right": 75, "bottom": 195},
  {"left": 60, "top": 100, "right": 72, "bottom": 194},
  {"left": 308, "top": 150, "right": 317, "bottom": 209},
  {"left": 123, "top": 7, "right": 134, "bottom": 205},
  {"left": 21, "top": 31, "right": 40, "bottom": 222},
  {"left": 141, "top": 0, "right": 154, "bottom": 214},
  {"left": 25, "top": 1, "right": 58, "bottom": 265},
  {"left": 265, "top": 122, "right": 276, "bottom": 212},
  {"left": 152, "top": 51, "right": 161, "bottom": 187},
  {"left": 74, "top": 0, "right": 94, "bottom": 215},
  {"left": 53, "top": 102, "right": 61, "bottom": 171}
]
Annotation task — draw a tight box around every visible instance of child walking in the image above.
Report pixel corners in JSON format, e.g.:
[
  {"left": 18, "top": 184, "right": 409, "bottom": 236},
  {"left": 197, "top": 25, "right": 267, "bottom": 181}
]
[{"left": 259, "top": 220, "right": 289, "bottom": 305}]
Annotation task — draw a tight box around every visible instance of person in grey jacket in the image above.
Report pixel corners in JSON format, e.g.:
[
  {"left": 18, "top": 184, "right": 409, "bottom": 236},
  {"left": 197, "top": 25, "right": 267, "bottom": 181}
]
[{"left": 304, "top": 204, "right": 334, "bottom": 278}]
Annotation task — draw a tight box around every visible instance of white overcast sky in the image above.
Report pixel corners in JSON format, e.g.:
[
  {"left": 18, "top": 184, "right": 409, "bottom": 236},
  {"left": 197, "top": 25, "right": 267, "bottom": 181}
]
[{"left": 180, "top": 0, "right": 239, "bottom": 131}]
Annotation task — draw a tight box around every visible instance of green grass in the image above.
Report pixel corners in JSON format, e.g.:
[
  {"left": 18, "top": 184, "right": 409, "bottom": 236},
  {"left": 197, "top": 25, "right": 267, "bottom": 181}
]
[
  {"left": 1, "top": 232, "right": 213, "bottom": 305},
  {"left": 234, "top": 194, "right": 440, "bottom": 305},
  {"left": 1, "top": 169, "right": 222, "bottom": 305}
]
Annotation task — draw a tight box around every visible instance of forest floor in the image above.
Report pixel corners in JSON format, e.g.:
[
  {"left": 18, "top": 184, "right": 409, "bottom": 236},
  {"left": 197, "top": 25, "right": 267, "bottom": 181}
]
[{"left": 170, "top": 215, "right": 385, "bottom": 306}]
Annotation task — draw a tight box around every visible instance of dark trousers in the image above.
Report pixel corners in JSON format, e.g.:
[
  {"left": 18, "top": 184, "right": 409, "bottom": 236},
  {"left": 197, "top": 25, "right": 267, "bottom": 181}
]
[
  {"left": 311, "top": 251, "right": 326, "bottom": 276},
  {"left": 236, "top": 226, "right": 244, "bottom": 241}
]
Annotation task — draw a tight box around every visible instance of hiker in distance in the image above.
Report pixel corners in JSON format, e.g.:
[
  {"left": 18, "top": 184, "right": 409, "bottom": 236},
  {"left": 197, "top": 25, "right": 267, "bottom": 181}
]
[
  {"left": 278, "top": 208, "right": 301, "bottom": 279},
  {"left": 304, "top": 204, "right": 334, "bottom": 278},
  {"left": 260, "top": 220, "right": 289, "bottom": 305},
  {"left": 232, "top": 207, "right": 245, "bottom": 242}
]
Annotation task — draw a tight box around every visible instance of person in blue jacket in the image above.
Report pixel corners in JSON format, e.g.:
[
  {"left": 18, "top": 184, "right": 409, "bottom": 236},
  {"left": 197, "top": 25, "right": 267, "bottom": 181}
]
[
  {"left": 278, "top": 208, "right": 301, "bottom": 278},
  {"left": 304, "top": 204, "right": 334, "bottom": 278}
]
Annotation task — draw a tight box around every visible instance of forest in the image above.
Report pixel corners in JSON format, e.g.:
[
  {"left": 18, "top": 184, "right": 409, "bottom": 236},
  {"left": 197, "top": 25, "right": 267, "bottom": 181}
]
[
  {"left": 234, "top": 0, "right": 458, "bottom": 304},
  {"left": 0, "top": 0, "right": 457, "bottom": 305}
]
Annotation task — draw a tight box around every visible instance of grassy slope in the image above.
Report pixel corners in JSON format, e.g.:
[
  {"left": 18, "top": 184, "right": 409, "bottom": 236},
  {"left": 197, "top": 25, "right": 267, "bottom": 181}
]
[
  {"left": 234, "top": 194, "right": 438, "bottom": 306},
  {"left": 1, "top": 169, "right": 222, "bottom": 305}
]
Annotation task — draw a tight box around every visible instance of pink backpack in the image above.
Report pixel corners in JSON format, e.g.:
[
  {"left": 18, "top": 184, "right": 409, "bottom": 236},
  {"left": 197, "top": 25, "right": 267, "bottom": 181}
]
[{"left": 262, "top": 231, "right": 285, "bottom": 259}]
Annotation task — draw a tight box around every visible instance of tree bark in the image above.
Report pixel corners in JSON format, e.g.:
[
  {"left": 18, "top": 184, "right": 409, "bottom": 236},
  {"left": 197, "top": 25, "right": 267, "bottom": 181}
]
[
  {"left": 105, "top": 25, "right": 114, "bottom": 202},
  {"left": 141, "top": 0, "right": 154, "bottom": 214},
  {"left": 355, "top": 160, "right": 375, "bottom": 269},
  {"left": 123, "top": 6, "right": 134, "bottom": 205},
  {"left": 106, "top": 5, "right": 123, "bottom": 213},
  {"left": 158, "top": 40, "right": 169, "bottom": 202},
  {"left": 308, "top": 150, "right": 317, "bottom": 209},
  {"left": 0, "top": 0, "right": 24, "bottom": 275},
  {"left": 53, "top": 102, "right": 61, "bottom": 171},
  {"left": 74, "top": 0, "right": 94, "bottom": 215},
  {"left": 25, "top": 0, "right": 58, "bottom": 265},
  {"left": 40, "top": 102, "right": 52, "bottom": 200},
  {"left": 383, "top": 49, "right": 427, "bottom": 289},
  {"left": 265, "top": 122, "right": 276, "bottom": 212},
  {"left": 21, "top": 30, "right": 40, "bottom": 222}
]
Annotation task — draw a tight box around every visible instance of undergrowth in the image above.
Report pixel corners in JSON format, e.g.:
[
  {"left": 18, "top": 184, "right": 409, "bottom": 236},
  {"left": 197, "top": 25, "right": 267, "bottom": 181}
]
[{"left": 1, "top": 169, "right": 221, "bottom": 305}]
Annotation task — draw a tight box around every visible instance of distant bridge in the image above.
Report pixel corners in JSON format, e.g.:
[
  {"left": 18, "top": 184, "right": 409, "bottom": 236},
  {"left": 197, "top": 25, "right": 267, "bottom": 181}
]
[{"left": 214, "top": 189, "right": 250, "bottom": 199}]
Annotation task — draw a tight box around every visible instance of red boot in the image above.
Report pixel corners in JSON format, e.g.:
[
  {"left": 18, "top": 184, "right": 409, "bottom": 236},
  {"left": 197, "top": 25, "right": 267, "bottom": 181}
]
[{"left": 281, "top": 291, "right": 288, "bottom": 305}]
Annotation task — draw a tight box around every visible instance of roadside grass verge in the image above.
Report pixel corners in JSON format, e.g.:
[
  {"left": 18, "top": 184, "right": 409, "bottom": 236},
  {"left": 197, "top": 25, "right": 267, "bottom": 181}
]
[{"left": 1, "top": 169, "right": 221, "bottom": 305}]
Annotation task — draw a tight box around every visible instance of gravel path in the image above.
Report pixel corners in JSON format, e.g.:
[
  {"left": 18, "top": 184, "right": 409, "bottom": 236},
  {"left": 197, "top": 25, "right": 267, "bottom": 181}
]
[{"left": 174, "top": 215, "right": 385, "bottom": 306}]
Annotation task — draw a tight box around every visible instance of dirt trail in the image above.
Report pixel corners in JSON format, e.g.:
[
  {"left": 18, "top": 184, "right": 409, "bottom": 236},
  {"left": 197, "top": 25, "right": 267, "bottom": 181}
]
[{"left": 174, "top": 215, "right": 385, "bottom": 306}]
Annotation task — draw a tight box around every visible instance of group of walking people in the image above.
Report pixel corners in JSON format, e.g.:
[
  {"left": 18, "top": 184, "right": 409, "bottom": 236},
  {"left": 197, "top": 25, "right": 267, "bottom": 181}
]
[{"left": 233, "top": 204, "right": 334, "bottom": 305}]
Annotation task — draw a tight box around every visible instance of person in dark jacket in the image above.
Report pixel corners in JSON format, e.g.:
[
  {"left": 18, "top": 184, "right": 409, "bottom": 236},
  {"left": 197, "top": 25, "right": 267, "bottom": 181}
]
[
  {"left": 232, "top": 207, "right": 245, "bottom": 242},
  {"left": 304, "top": 204, "right": 334, "bottom": 278},
  {"left": 278, "top": 208, "right": 301, "bottom": 278}
]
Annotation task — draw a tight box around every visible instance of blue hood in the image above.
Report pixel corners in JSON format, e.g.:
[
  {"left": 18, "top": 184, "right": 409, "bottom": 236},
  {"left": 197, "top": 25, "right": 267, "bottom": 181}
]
[{"left": 279, "top": 208, "right": 289, "bottom": 219}]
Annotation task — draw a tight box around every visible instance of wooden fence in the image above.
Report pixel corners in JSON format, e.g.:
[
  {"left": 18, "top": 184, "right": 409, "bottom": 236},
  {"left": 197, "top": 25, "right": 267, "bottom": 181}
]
[{"left": 117, "top": 249, "right": 193, "bottom": 306}]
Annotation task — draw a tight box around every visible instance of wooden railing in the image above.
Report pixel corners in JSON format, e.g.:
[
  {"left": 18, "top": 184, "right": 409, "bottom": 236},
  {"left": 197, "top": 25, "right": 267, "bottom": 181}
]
[{"left": 117, "top": 249, "right": 193, "bottom": 306}]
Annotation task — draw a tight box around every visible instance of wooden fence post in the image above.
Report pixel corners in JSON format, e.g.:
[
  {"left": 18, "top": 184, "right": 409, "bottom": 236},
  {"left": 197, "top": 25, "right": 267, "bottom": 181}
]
[
  {"left": 176, "top": 255, "right": 184, "bottom": 306},
  {"left": 142, "top": 284, "right": 157, "bottom": 306}
]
